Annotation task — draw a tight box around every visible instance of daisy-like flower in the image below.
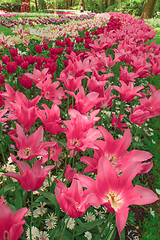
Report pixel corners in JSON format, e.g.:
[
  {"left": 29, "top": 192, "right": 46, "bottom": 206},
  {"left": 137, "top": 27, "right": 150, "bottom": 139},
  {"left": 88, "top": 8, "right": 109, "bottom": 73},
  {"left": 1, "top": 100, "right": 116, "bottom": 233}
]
[
  {"left": 42, "top": 179, "right": 49, "bottom": 189},
  {"left": 65, "top": 218, "right": 75, "bottom": 230},
  {"left": 83, "top": 212, "right": 96, "bottom": 222},
  {"left": 3, "top": 163, "right": 16, "bottom": 173},
  {"left": 107, "top": 222, "right": 114, "bottom": 230},
  {"left": 84, "top": 231, "right": 92, "bottom": 240},
  {"left": 26, "top": 226, "right": 40, "bottom": 239},
  {"left": 25, "top": 209, "right": 31, "bottom": 217},
  {"left": 150, "top": 207, "right": 155, "bottom": 217},
  {"left": 134, "top": 136, "right": 139, "bottom": 142},
  {"left": 39, "top": 202, "right": 47, "bottom": 216},
  {"left": 45, "top": 213, "right": 57, "bottom": 230},
  {"left": 94, "top": 209, "right": 105, "bottom": 219},
  {"left": 39, "top": 231, "right": 49, "bottom": 240},
  {"left": 152, "top": 139, "right": 156, "bottom": 144},
  {"left": 33, "top": 208, "right": 41, "bottom": 218},
  {"left": 155, "top": 189, "right": 160, "bottom": 195}
]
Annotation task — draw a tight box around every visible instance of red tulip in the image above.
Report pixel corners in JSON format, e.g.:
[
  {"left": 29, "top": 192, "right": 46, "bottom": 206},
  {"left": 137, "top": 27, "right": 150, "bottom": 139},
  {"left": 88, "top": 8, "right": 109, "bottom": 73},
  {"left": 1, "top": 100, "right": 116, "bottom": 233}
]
[
  {"left": 9, "top": 48, "right": 18, "bottom": 57},
  {"left": 6, "top": 61, "right": 17, "bottom": 74}
]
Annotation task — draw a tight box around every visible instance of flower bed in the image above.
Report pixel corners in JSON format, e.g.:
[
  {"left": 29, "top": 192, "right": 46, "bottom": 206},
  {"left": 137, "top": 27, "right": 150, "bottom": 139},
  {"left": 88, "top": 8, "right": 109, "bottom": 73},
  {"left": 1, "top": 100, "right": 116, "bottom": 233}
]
[
  {"left": 0, "top": 12, "right": 95, "bottom": 29},
  {"left": 0, "top": 12, "right": 159, "bottom": 240}
]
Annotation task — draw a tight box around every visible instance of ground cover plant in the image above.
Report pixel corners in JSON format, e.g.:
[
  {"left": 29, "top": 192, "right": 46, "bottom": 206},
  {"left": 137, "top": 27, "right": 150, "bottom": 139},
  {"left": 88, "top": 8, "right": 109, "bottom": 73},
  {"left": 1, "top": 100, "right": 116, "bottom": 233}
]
[{"left": 0, "top": 11, "right": 160, "bottom": 240}]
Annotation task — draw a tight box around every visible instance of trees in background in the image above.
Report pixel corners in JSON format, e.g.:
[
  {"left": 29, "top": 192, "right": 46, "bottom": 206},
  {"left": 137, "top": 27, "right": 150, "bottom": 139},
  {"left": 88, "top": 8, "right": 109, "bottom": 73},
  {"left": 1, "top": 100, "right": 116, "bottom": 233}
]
[
  {"left": 26, "top": 0, "right": 160, "bottom": 17},
  {"left": 141, "top": 0, "right": 157, "bottom": 18}
]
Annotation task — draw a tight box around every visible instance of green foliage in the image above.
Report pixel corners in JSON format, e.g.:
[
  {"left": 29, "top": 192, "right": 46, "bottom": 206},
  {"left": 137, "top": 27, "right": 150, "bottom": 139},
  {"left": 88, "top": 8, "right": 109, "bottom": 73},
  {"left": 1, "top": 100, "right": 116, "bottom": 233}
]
[
  {"left": 106, "top": 0, "right": 146, "bottom": 16},
  {"left": 0, "top": 2, "right": 21, "bottom": 12},
  {"left": 38, "top": 0, "right": 47, "bottom": 11}
]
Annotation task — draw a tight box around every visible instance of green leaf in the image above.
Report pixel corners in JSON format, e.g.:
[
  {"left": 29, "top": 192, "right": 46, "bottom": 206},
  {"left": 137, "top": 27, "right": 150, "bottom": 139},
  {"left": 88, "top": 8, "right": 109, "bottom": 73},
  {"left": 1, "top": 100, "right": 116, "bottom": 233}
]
[
  {"left": 104, "top": 227, "right": 116, "bottom": 240},
  {"left": 38, "top": 190, "right": 58, "bottom": 207},
  {"left": 15, "top": 189, "right": 22, "bottom": 210},
  {"left": 120, "top": 227, "right": 125, "bottom": 240},
  {"left": 74, "top": 219, "right": 104, "bottom": 236},
  {"left": 0, "top": 183, "right": 16, "bottom": 195}
]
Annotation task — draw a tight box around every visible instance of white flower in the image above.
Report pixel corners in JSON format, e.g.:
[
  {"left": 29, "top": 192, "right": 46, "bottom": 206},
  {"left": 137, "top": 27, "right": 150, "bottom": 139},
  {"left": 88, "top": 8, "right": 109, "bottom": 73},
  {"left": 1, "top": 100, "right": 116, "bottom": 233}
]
[
  {"left": 134, "top": 136, "right": 139, "bottom": 142},
  {"left": 25, "top": 209, "right": 31, "bottom": 217},
  {"left": 150, "top": 207, "right": 155, "bottom": 217},
  {"left": 33, "top": 208, "right": 41, "bottom": 218},
  {"left": 83, "top": 212, "right": 96, "bottom": 222},
  {"left": 7, "top": 156, "right": 13, "bottom": 164},
  {"left": 118, "top": 134, "right": 123, "bottom": 139},
  {"left": 5, "top": 163, "right": 16, "bottom": 173},
  {"left": 39, "top": 231, "right": 49, "bottom": 240},
  {"left": 152, "top": 139, "right": 156, "bottom": 144},
  {"left": 65, "top": 218, "right": 75, "bottom": 230},
  {"left": 84, "top": 231, "right": 92, "bottom": 240},
  {"left": 155, "top": 188, "right": 160, "bottom": 195},
  {"left": 105, "top": 111, "right": 111, "bottom": 118},
  {"left": 107, "top": 222, "right": 114, "bottom": 230},
  {"left": 26, "top": 226, "right": 40, "bottom": 240},
  {"left": 133, "top": 236, "right": 140, "bottom": 240},
  {"left": 39, "top": 202, "right": 47, "bottom": 216},
  {"left": 45, "top": 213, "right": 57, "bottom": 230},
  {"left": 94, "top": 209, "right": 105, "bottom": 219}
]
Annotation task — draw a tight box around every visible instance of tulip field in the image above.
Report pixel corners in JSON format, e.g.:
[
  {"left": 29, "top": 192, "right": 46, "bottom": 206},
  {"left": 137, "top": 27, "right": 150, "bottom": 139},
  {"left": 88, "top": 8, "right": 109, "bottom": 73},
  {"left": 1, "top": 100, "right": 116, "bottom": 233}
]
[{"left": 0, "top": 10, "right": 160, "bottom": 240}]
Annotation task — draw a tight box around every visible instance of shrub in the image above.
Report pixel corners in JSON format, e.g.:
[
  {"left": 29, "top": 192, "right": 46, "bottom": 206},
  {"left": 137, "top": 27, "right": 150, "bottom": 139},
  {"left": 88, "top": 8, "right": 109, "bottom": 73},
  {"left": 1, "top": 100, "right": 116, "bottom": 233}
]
[{"left": 0, "top": 2, "right": 21, "bottom": 12}]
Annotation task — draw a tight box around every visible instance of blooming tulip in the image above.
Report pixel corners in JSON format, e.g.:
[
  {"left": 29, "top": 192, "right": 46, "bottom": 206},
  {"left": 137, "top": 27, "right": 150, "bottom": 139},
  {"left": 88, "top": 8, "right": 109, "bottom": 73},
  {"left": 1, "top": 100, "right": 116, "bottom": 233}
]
[
  {"left": 4, "top": 156, "right": 55, "bottom": 191},
  {"left": 76, "top": 156, "right": 158, "bottom": 235},
  {"left": 55, "top": 179, "right": 91, "bottom": 218},
  {"left": 0, "top": 196, "right": 28, "bottom": 240}
]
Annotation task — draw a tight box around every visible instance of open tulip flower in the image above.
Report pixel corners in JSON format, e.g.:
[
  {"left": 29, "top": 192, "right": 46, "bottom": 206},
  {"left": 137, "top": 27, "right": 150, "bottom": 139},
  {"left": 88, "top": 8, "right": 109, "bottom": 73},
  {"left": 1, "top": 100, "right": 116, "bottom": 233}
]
[
  {"left": 76, "top": 156, "right": 158, "bottom": 235},
  {"left": 4, "top": 155, "right": 55, "bottom": 191},
  {"left": 0, "top": 196, "right": 28, "bottom": 240},
  {"left": 9, "top": 123, "right": 50, "bottom": 161},
  {"left": 55, "top": 178, "right": 91, "bottom": 218}
]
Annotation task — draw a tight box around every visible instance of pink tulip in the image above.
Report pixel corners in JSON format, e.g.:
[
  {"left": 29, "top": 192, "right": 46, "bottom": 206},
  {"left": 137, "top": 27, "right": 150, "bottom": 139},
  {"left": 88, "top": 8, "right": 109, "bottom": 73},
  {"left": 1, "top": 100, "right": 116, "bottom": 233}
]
[
  {"left": 63, "top": 109, "right": 101, "bottom": 156},
  {"left": 55, "top": 179, "right": 91, "bottom": 218},
  {"left": 25, "top": 68, "right": 51, "bottom": 85},
  {"left": 126, "top": 107, "right": 150, "bottom": 125},
  {"left": 36, "top": 78, "right": 66, "bottom": 105},
  {"left": 66, "top": 86, "right": 104, "bottom": 114},
  {"left": 76, "top": 156, "right": 158, "bottom": 235},
  {"left": 37, "top": 104, "right": 64, "bottom": 135},
  {"left": 4, "top": 156, "right": 55, "bottom": 191},
  {"left": 0, "top": 196, "right": 28, "bottom": 240},
  {"left": 65, "top": 164, "right": 76, "bottom": 181},
  {"left": 111, "top": 113, "right": 128, "bottom": 132},
  {"left": 9, "top": 123, "right": 49, "bottom": 161},
  {"left": 119, "top": 66, "right": 138, "bottom": 84},
  {"left": 58, "top": 54, "right": 91, "bottom": 91},
  {"left": 112, "top": 81, "right": 144, "bottom": 102}
]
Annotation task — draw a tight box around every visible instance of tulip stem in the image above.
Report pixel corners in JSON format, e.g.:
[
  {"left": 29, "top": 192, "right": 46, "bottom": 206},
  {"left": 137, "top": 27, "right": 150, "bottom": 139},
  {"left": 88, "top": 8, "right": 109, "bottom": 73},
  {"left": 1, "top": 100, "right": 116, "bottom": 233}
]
[
  {"left": 67, "top": 95, "right": 70, "bottom": 112},
  {"left": 30, "top": 191, "right": 33, "bottom": 240},
  {"left": 72, "top": 96, "right": 74, "bottom": 109},
  {"left": 113, "top": 101, "right": 124, "bottom": 137},
  {"left": 72, "top": 150, "right": 75, "bottom": 168},
  {"left": 0, "top": 123, "right": 6, "bottom": 165},
  {"left": 98, "top": 212, "right": 112, "bottom": 239},
  {"left": 101, "top": 105, "right": 105, "bottom": 126},
  {"left": 60, "top": 216, "right": 70, "bottom": 240}
]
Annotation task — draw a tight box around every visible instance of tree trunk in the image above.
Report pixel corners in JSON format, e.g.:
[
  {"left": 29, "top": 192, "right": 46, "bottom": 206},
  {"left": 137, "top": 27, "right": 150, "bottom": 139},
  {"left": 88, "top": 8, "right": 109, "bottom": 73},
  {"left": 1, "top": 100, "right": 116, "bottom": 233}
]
[
  {"left": 141, "top": 0, "right": 157, "bottom": 19},
  {"left": 81, "top": 0, "right": 85, "bottom": 10},
  {"left": 65, "top": 0, "right": 69, "bottom": 9},
  {"left": 35, "top": 0, "right": 38, "bottom": 11},
  {"left": 105, "top": 0, "right": 109, "bottom": 8}
]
